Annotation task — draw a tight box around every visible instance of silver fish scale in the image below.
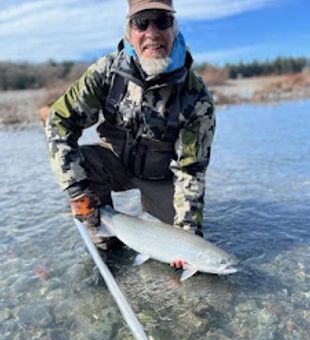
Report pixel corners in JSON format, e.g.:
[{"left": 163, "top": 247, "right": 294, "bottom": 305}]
[{"left": 112, "top": 214, "right": 229, "bottom": 266}]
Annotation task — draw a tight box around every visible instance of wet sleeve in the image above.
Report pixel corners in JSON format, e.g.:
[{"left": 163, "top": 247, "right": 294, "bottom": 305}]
[
  {"left": 45, "top": 57, "right": 111, "bottom": 191},
  {"left": 170, "top": 89, "right": 215, "bottom": 233}
]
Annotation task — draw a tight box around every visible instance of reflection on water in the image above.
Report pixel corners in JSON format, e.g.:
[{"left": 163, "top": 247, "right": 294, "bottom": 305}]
[{"left": 1, "top": 100, "right": 309, "bottom": 339}]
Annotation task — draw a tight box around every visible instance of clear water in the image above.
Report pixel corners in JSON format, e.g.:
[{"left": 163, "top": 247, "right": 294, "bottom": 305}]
[{"left": 1, "top": 100, "right": 309, "bottom": 339}]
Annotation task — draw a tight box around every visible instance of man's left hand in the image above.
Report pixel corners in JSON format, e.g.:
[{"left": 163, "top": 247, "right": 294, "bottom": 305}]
[{"left": 170, "top": 259, "right": 188, "bottom": 269}]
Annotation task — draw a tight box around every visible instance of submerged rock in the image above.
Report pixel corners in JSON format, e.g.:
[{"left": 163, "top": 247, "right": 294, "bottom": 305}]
[
  {"left": 33, "top": 264, "right": 51, "bottom": 281},
  {"left": 0, "top": 308, "right": 11, "bottom": 322},
  {"left": 235, "top": 300, "right": 259, "bottom": 313},
  {"left": 177, "top": 310, "right": 204, "bottom": 330},
  {"left": 45, "top": 288, "right": 66, "bottom": 302},
  {"left": 256, "top": 308, "right": 279, "bottom": 325},
  {"left": 17, "top": 304, "right": 54, "bottom": 327},
  {"left": 64, "top": 263, "right": 90, "bottom": 281},
  {"left": 47, "top": 277, "right": 63, "bottom": 291},
  {"left": 53, "top": 301, "right": 76, "bottom": 325},
  {"left": 206, "top": 331, "right": 232, "bottom": 340}
]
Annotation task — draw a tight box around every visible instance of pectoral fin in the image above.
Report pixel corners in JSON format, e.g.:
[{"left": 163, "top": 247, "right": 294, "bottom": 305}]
[
  {"left": 180, "top": 265, "right": 198, "bottom": 281},
  {"left": 134, "top": 254, "right": 150, "bottom": 266},
  {"left": 139, "top": 212, "right": 161, "bottom": 223}
]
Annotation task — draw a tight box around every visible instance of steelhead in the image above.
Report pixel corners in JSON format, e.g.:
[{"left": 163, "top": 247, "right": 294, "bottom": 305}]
[{"left": 97, "top": 207, "right": 238, "bottom": 281}]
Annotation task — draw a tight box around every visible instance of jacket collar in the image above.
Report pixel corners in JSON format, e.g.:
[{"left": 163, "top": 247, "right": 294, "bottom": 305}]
[{"left": 114, "top": 39, "right": 192, "bottom": 89}]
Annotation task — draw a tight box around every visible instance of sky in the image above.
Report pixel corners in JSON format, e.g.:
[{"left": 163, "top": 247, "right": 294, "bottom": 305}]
[{"left": 0, "top": 0, "right": 309, "bottom": 65}]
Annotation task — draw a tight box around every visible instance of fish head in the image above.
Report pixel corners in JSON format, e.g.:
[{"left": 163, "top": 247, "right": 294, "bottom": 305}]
[
  {"left": 216, "top": 256, "right": 238, "bottom": 275},
  {"left": 195, "top": 251, "right": 238, "bottom": 275}
]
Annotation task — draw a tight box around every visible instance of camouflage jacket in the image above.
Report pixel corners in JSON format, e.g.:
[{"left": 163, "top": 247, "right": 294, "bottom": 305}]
[{"left": 46, "top": 42, "right": 215, "bottom": 231}]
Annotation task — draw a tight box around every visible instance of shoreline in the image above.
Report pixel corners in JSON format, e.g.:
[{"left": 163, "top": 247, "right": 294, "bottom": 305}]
[
  {"left": 1, "top": 74, "right": 309, "bottom": 128},
  {"left": 210, "top": 73, "right": 310, "bottom": 106}
]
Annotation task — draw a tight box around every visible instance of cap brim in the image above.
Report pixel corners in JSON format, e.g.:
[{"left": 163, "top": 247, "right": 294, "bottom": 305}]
[{"left": 127, "top": 3, "right": 175, "bottom": 18}]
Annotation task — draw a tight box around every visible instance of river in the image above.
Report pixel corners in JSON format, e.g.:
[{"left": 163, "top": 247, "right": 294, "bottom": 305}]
[{"left": 0, "top": 100, "right": 309, "bottom": 339}]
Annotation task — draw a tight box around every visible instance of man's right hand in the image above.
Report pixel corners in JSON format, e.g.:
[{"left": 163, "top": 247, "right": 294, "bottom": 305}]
[
  {"left": 70, "top": 194, "right": 107, "bottom": 249},
  {"left": 70, "top": 194, "right": 99, "bottom": 226}
]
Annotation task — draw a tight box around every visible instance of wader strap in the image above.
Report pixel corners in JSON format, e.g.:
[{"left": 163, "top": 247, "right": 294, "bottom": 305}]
[
  {"left": 105, "top": 71, "right": 181, "bottom": 143},
  {"left": 163, "top": 83, "right": 181, "bottom": 142},
  {"left": 104, "top": 73, "right": 127, "bottom": 121}
]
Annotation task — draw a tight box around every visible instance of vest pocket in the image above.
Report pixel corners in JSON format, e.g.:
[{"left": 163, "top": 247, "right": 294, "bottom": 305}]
[
  {"left": 97, "top": 122, "right": 175, "bottom": 180},
  {"left": 133, "top": 138, "right": 175, "bottom": 180}
]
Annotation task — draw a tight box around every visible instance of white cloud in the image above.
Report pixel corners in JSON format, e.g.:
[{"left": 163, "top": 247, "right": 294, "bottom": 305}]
[
  {"left": 0, "top": 0, "right": 276, "bottom": 62},
  {"left": 175, "top": 0, "right": 277, "bottom": 20},
  {"left": 0, "top": 0, "right": 127, "bottom": 61}
]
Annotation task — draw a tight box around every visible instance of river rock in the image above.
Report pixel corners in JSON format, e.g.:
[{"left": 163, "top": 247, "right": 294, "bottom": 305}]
[
  {"left": 53, "top": 301, "right": 75, "bottom": 324},
  {"left": 0, "top": 308, "right": 11, "bottom": 321},
  {"left": 47, "top": 277, "right": 63, "bottom": 291},
  {"left": 256, "top": 308, "right": 279, "bottom": 325},
  {"left": 17, "top": 304, "right": 54, "bottom": 327},
  {"left": 235, "top": 300, "right": 259, "bottom": 313},
  {"left": 2, "top": 319, "right": 19, "bottom": 334},
  {"left": 45, "top": 288, "right": 66, "bottom": 302},
  {"left": 206, "top": 331, "right": 232, "bottom": 340},
  {"left": 177, "top": 310, "right": 204, "bottom": 329},
  {"left": 65, "top": 263, "right": 90, "bottom": 281}
]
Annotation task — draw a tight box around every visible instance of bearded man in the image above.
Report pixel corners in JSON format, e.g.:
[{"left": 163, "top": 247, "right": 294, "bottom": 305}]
[{"left": 45, "top": 0, "right": 215, "bottom": 262}]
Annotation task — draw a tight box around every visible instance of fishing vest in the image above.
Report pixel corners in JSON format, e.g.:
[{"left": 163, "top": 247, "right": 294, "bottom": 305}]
[{"left": 97, "top": 71, "right": 184, "bottom": 180}]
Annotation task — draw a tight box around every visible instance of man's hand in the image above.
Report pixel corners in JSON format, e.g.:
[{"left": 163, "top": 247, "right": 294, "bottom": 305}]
[
  {"left": 70, "top": 194, "right": 107, "bottom": 249},
  {"left": 39, "top": 105, "right": 50, "bottom": 126},
  {"left": 170, "top": 259, "right": 188, "bottom": 269},
  {"left": 70, "top": 194, "right": 99, "bottom": 226}
]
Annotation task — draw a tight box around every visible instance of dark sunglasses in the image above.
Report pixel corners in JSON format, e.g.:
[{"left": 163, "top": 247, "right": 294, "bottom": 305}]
[{"left": 130, "top": 13, "right": 174, "bottom": 31}]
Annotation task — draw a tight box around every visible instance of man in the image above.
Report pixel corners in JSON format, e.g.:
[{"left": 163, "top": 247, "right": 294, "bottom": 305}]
[{"left": 44, "top": 0, "right": 215, "bottom": 262}]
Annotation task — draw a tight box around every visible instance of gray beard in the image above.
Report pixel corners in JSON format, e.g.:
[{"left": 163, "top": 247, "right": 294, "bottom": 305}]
[{"left": 139, "top": 56, "right": 171, "bottom": 76}]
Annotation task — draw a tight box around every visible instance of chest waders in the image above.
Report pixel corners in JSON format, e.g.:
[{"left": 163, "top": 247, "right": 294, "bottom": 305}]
[{"left": 98, "top": 72, "right": 182, "bottom": 180}]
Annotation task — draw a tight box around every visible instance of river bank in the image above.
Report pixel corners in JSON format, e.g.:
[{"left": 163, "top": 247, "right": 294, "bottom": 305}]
[
  {"left": 1, "top": 73, "right": 310, "bottom": 127},
  {"left": 211, "top": 72, "right": 310, "bottom": 105},
  {"left": 0, "top": 89, "right": 48, "bottom": 127}
]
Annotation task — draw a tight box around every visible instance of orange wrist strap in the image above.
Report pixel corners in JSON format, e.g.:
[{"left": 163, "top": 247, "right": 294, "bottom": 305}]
[{"left": 71, "top": 195, "right": 95, "bottom": 217}]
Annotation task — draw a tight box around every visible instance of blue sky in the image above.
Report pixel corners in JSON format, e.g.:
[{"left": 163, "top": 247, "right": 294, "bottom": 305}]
[{"left": 0, "top": 0, "right": 309, "bottom": 65}]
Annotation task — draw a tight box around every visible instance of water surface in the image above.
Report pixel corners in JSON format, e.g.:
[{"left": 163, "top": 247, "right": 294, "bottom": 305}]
[{"left": 1, "top": 100, "right": 309, "bottom": 339}]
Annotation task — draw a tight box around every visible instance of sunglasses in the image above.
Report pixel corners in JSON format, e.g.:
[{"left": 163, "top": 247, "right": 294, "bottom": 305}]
[{"left": 130, "top": 13, "right": 174, "bottom": 31}]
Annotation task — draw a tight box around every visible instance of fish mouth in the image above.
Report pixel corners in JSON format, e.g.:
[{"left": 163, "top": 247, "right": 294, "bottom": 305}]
[
  {"left": 219, "top": 265, "right": 238, "bottom": 275},
  {"left": 203, "top": 264, "right": 238, "bottom": 275},
  {"left": 216, "top": 257, "right": 238, "bottom": 275}
]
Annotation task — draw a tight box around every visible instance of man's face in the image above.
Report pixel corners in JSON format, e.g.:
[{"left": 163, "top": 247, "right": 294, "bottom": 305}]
[{"left": 129, "top": 10, "right": 175, "bottom": 59}]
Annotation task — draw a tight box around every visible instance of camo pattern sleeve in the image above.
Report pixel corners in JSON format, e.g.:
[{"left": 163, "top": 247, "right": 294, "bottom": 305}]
[
  {"left": 45, "top": 54, "right": 115, "bottom": 191},
  {"left": 171, "top": 73, "right": 215, "bottom": 233}
]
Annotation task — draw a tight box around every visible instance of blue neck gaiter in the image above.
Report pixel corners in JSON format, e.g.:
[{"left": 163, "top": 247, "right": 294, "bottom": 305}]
[{"left": 124, "top": 32, "right": 187, "bottom": 74}]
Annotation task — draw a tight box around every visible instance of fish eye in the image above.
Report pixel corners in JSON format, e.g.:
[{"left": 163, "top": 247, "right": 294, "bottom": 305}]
[{"left": 220, "top": 259, "right": 227, "bottom": 265}]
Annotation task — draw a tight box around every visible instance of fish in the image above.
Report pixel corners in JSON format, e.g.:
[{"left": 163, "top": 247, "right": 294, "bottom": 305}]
[{"left": 97, "top": 207, "right": 238, "bottom": 281}]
